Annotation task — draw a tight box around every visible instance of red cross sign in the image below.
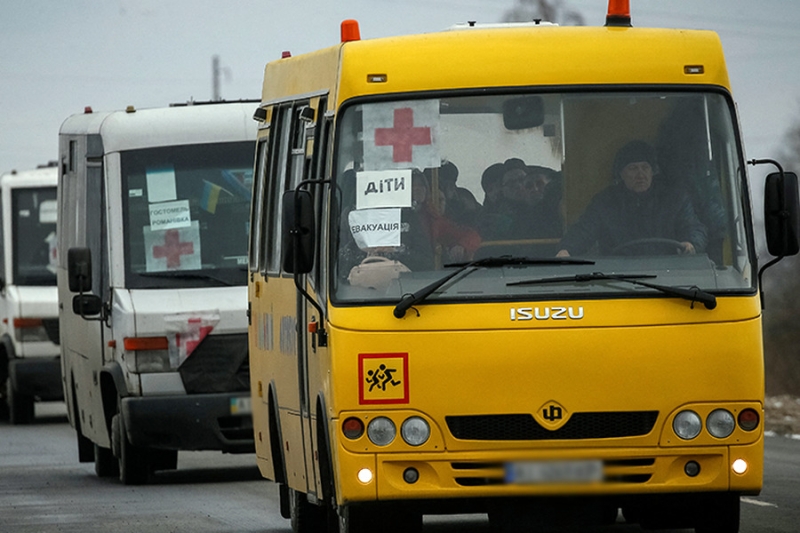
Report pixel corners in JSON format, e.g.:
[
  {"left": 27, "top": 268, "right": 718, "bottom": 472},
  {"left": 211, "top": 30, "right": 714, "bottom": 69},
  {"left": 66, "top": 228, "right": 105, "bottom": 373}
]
[
  {"left": 374, "top": 108, "right": 432, "bottom": 163},
  {"left": 363, "top": 100, "right": 440, "bottom": 171},
  {"left": 153, "top": 229, "right": 194, "bottom": 268}
]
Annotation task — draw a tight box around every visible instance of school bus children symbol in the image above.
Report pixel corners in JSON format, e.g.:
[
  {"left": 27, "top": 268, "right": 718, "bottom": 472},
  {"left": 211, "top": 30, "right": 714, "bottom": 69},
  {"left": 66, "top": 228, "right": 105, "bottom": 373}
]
[{"left": 358, "top": 353, "right": 409, "bottom": 404}]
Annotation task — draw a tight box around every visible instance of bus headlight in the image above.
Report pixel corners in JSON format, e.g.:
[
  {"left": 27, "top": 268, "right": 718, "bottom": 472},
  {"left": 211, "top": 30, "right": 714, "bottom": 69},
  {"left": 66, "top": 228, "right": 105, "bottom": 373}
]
[
  {"left": 367, "top": 417, "right": 396, "bottom": 446},
  {"left": 673, "top": 410, "right": 702, "bottom": 440},
  {"left": 707, "top": 409, "right": 735, "bottom": 438},
  {"left": 401, "top": 416, "right": 430, "bottom": 446}
]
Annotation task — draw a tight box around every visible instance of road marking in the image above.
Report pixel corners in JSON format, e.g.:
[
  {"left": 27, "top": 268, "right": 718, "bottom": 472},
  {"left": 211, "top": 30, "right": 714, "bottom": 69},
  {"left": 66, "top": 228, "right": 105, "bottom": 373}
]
[{"left": 742, "top": 497, "right": 778, "bottom": 508}]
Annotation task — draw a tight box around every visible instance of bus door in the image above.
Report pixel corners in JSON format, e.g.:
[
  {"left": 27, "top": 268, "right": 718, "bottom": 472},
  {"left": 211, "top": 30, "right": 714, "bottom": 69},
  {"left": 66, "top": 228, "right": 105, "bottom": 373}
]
[{"left": 287, "top": 98, "right": 328, "bottom": 497}]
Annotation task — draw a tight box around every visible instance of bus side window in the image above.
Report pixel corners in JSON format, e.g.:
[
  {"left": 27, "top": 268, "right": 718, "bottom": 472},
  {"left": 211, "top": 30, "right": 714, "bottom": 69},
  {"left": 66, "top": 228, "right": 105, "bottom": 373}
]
[
  {"left": 249, "top": 137, "right": 269, "bottom": 273},
  {"left": 267, "top": 105, "right": 292, "bottom": 274}
]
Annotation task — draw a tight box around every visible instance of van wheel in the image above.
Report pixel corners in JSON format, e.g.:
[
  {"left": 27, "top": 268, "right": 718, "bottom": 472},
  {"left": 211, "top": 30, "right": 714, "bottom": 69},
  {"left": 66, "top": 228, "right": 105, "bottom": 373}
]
[
  {"left": 94, "top": 443, "right": 119, "bottom": 477},
  {"left": 112, "top": 412, "right": 150, "bottom": 485},
  {"left": 7, "top": 377, "right": 34, "bottom": 425}
]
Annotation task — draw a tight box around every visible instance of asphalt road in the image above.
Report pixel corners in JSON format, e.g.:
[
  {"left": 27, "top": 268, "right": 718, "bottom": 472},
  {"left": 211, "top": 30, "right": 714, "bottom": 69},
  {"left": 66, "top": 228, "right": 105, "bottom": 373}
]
[{"left": 1, "top": 403, "right": 798, "bottom": 532}]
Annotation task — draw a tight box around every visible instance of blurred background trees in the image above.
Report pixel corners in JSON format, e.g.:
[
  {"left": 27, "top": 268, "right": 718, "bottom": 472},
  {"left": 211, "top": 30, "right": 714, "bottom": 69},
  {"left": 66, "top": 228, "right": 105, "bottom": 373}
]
[{"left": 762, "top": 113, "right": 800, "bottom": 395}]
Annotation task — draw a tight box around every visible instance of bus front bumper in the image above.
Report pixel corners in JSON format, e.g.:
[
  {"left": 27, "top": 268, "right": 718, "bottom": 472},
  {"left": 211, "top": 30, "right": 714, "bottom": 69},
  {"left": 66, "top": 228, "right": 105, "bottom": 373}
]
[{"left": 334, "top": 441, "right": 762, "bottom": 504}]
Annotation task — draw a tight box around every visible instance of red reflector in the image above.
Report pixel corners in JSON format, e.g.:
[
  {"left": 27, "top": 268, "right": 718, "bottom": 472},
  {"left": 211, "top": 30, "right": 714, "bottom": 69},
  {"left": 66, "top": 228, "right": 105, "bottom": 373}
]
[
  {"left": 342, "top": 417, "right": 365, "bottom": 439},
  {"left": 341, "top": 19, "right": 361, "bottom": 43},
  {"left": 738, "top": 409, "right": 760, "bottom": 431},
  {"left": 13, "top": 318, "right": 43, "bottom": 329},
  {"left": 281, "top": 51, "right": 291, "bottom": 58},
  {"left": 84, "top": 106, "right": 93, "bottom": 114},
  {"left": 123, "top": 336, "right": 169, "bottom": 351}
]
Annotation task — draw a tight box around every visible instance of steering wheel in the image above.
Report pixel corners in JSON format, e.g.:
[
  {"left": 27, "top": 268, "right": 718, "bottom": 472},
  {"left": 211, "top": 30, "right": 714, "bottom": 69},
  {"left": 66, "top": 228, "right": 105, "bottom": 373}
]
[{"left": 611, "top": 238, "right": 685, "bottom": 255}]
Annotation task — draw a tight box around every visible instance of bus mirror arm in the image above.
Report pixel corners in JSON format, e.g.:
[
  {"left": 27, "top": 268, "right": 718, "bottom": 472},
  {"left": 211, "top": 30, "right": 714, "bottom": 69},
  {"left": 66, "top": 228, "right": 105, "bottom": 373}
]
[
  {"left": 749, "top": 159, "right": 800, "bottom": 309},
  {"left": 285, "top": 180, "right": 331, "bottom": 347}
]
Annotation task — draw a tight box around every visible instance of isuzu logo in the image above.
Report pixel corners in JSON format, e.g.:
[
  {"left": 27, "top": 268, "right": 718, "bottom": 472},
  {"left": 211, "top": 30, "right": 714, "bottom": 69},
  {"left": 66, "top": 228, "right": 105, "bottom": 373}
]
[{"left": 510, "top": 306, "right": 584, "bottom": 321}]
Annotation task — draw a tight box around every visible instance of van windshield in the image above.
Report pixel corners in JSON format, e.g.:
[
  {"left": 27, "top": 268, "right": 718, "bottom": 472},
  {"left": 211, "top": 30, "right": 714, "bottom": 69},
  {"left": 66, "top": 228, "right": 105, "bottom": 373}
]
[
  {"left": 331, "top": 91, "right": 754, "bottom": 304},
  {"left": 12, "top": 187, "right": 58, "bottom": 286},
  {"left": 121, "top": 142, "right": 254, "bottom": 289}
]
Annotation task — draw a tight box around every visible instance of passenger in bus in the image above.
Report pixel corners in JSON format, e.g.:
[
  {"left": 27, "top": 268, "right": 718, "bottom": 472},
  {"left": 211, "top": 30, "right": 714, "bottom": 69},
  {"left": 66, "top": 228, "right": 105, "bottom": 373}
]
[
  {"left": 403, "top": 169, "right": 482, "bottom": 267},
  {"left": 426, "top": 161, "right": 482, "bottom": 227},
  {"left": 556, "top": 140, "right": 707, "bottom": 257},
  {"left": 477, "top": 159, "right": 563, "bottom": 241},
  {"left": 339, "top": 169, "right": 481, "bottom": 285}
]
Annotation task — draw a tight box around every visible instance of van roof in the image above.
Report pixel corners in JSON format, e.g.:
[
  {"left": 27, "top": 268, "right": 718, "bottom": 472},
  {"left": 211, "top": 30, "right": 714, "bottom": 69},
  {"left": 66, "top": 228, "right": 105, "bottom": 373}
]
[
  {"left": 58, "top": 101, "right": 258, "bottom": 153},
  {"left": 0, "top": 165, "right": 58, "bottom": 188}
]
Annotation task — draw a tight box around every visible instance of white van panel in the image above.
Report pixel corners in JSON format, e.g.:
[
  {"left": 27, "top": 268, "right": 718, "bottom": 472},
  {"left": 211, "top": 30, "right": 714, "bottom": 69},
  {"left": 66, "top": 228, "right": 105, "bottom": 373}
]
[{"left": 119, "top": 286, "right": 247, "bottom": 338}]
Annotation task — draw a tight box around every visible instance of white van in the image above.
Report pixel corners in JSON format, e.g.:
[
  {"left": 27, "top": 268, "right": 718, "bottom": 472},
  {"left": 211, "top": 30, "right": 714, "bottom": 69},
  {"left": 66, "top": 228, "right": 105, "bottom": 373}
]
[
  {"left": 0, "top": 163, "right": 61, "bottom": 424},
  {"left": 58, "top": 101, "right": 257, "bottom": 484}
]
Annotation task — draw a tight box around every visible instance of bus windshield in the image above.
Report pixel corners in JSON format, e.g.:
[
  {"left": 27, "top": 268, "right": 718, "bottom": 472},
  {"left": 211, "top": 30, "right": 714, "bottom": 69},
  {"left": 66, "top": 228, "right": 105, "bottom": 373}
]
[
  {"left": 12, "top": 187, "right": 58, "bottom": 286},
  {"left": 332, "top": 91, "right": 753, "bottom": 304},
  {"left": 121, "top": 141, "right": 254, "bottom": 289}
]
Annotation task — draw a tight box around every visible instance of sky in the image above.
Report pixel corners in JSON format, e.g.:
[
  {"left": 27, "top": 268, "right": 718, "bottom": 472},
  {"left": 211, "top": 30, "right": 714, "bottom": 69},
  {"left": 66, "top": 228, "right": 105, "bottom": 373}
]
[{"left": 2, "top": 0, "right": 799, "bottom": 188}]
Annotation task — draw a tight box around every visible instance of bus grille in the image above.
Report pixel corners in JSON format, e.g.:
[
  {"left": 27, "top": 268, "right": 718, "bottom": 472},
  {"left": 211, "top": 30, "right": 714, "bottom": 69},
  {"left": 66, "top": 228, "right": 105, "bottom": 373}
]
[
  {"left": 446, "top": 411, "right": 659, "bottom": 441},
  {"left": 178, "top": 333, "right": 250, "bottom": 394}
]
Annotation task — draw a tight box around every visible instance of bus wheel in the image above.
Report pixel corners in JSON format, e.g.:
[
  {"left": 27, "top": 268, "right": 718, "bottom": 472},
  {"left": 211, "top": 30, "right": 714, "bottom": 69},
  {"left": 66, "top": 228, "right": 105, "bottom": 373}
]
[
  {"left": 112, "top": 412, "right": 150, "bottom": 485},
  {"left": 94, "top": 443, "right": 119, "bottom": 477},
  {"left": 694, "top": 493, "right": 740, "bottom": 533},
  {"left": 6, "top": 377, "right": 34, "bottom": 425},
  {"left": 338, "top": 503, "right": 421, "bottom": 533},
  {"left": 289, "top": 488, "right": 328, "bottom": 533}
]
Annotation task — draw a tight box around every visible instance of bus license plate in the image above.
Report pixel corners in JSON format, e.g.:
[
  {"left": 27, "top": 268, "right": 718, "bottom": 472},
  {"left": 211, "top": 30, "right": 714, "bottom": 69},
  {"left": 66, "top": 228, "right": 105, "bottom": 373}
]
[
  {"left": 505, "top": 460, "right": 603, "bottom": 485},
  {"left": 230, "top": 397, "right": 252, "bottom": 415}
]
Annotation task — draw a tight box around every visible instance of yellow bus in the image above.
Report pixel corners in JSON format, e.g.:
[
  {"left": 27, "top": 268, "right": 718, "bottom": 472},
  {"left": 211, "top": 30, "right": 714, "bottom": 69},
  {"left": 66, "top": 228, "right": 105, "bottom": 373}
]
[{"left": 247, "top": 4, "right": 799, "bottom": 532}]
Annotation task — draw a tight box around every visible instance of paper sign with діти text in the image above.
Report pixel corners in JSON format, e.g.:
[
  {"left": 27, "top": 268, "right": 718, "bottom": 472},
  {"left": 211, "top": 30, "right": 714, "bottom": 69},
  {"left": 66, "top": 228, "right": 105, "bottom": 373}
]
[{"left": 355, "top": 169, "right": 412, "bottom": 210}]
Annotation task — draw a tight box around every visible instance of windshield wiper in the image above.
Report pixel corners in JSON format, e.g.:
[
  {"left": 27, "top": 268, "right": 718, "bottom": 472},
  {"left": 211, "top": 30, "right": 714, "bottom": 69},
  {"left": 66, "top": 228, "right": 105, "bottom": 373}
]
[
  {"left": 138, "top": 271, "right": 237, "bottom": 286},
  {"left": 508, "top": 271, "right": 717, "bottom": 310},
  {"left": 393, "top": 256, "right": 595, "bottom": 318}
]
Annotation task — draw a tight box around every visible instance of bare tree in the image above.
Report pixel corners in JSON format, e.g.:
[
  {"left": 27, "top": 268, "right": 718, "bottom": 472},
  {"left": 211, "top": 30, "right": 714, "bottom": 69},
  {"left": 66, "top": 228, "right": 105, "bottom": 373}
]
[
  {"left": 502, "top": 0, "right": 585, "bottom": 26},
  {"left": 762, "top": 110, "right": 800, "bottom": 395}
]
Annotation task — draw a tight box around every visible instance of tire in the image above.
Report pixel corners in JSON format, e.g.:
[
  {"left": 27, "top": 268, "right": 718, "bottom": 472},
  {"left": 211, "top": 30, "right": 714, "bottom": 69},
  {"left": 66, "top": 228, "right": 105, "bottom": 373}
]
[
  {"left": 338, "top": 503, "right": 421, "bottom": 533},
  {"left": 113, "top": 412, "right": 151, "bottom": 485},
  {"left": 289, "top": 488, "right": 328, "bottom": 533},
  {"left": 695, "top": 493, "right": 740, "bottom": 533},
  {"left": 7, "top": 377, "right": 34, "bottom": 425},
  {"left": 94, "top": 443, "right": 119, "bottom": 477},
  {"left": 150, "top": 449, "right": 178, "bottom": 472}
]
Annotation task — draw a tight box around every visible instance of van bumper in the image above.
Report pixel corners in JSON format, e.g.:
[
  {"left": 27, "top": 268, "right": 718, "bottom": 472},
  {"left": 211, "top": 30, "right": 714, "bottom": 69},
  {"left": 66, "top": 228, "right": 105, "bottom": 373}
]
[
  {"left": 121, "top": 392, "right": 255, "bottom": 453},
  {"left": 9, "top": 357, "right": 64, "bottom": 401}
]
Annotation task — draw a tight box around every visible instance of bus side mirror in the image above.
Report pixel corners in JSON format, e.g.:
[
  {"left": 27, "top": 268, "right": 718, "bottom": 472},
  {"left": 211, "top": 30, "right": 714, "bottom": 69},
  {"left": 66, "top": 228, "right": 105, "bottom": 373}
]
[
  {"left": 281, "top": 189, "right": 316, "bottom": 274},
  {"left": 764, "top": 171, "right": 800, "bottom": 257},
  {"left": 67, "top": 247, "right": 92, "bottom": 292},
  {"left": 502, "top": 96, "right": 545, "bottom": 130}
]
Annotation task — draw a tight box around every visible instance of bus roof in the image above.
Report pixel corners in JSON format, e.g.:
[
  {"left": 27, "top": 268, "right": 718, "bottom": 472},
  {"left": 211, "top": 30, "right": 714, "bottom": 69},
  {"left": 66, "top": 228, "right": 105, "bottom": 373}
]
[
  {"left": 261, "top": 25, "right": 729, "bottom": 109},
  {"left": 58, "top": 101, "right": 258, "bottom": 153}
]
